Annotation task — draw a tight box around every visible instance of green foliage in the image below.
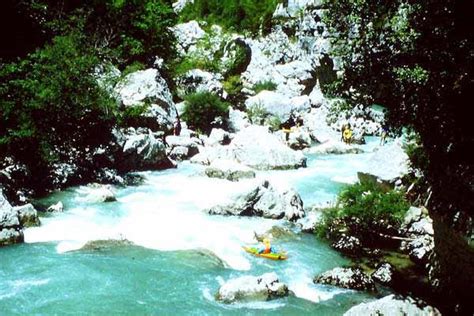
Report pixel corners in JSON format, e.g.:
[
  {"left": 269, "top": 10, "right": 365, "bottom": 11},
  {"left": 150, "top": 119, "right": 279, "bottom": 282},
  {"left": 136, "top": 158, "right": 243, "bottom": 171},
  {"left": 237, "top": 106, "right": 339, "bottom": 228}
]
[
  {"left": 173, "top": 54, "right": 221, "bottom": 77},
  {"left": 265, "top": 115, "right": 282, "bottom": 132},
  {"left": 180, "top": 0, "right": 280, "bottom": 35},
  {"left": 316, "top": 181, "right": 409, "bottom": 245},
  {"left": 122, "top": 61, "right": 146, "bottom": 77},
  {"left": 247, "top": 103, "right": 267, "bottom": 125},
  {"left": 182, "top": 92, "right": 230, "bottom": 134},
  {"left": 19, "top": 0, "right": 177, "bottom": 67},
  {"left": 253, "top": 80, "right": 277, "bottom": 93},
  {"left": 116, "top": 104, "right": 150, "bottom": 128},
  {"left": 224, "top": 42, "right": 249, "bottom": 77},
  {"left": 223, "top": 75, "right": 243, "bottom": 95},
  {"left": 403, "top": 129, "right": 429, "bottom": 172},
  {"left": 0, "top": 33, "right": 116, "bottom": 174}
]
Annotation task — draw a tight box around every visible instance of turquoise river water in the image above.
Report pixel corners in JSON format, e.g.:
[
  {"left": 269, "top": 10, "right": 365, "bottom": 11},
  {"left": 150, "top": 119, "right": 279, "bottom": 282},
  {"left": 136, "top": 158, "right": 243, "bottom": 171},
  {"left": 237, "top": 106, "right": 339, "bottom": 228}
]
[{"left": 0, "top": 138, "right": 385, "bottom": 315}]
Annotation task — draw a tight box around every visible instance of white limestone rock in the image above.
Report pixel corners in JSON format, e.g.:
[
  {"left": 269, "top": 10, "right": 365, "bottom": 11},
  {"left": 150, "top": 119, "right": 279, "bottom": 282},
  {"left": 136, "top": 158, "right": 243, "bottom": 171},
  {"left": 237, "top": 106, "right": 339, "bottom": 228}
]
[
  {"left": 207, "top": 179, "right": 304, "bottom": 221},
  {"left": 344, "top": 294, "right": 441, "bottom": 316},
  {"left": 217, "top": 273, "right": 289, "bottom": 303}
]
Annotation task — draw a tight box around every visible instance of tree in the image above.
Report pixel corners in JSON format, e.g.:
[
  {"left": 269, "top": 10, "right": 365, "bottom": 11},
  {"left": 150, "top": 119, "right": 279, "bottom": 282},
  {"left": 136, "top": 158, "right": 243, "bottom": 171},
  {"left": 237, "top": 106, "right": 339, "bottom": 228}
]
[
  {"left": 16, "top": 0, "right": 177, "bottom": 67},
  {"left": 0, "top": 33, "right": 116, "bottom": 192},
  {"left": 322, "top": 0, "right": 474, "bottom": 313}
]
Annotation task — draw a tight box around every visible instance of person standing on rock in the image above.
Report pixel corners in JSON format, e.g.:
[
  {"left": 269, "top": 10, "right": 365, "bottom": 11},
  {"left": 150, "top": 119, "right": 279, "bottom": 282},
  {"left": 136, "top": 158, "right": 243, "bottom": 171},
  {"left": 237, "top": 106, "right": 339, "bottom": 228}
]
[
  {"left": 173, "top": 116, "right": 181, "bottom": 136},
  {"left": 342, "top": 124, "right": 353, "bottom": 144},
  {"left": 380, "top": 124, "right": 388, "bottom": 146}
]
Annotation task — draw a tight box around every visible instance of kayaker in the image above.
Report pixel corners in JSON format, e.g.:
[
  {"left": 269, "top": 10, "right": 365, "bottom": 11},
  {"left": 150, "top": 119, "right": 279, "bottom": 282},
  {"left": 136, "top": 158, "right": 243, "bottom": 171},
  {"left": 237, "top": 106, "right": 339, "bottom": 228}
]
[{"left": 258, "top": 238, "right": 275, "bottom": 254}]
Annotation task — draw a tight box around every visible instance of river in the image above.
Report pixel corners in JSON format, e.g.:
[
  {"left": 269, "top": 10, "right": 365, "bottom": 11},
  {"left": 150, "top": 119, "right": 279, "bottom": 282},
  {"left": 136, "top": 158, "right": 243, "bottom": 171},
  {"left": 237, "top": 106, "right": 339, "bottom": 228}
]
[{"left": 0, "top": 138, "right": 383, "bottom": 315}]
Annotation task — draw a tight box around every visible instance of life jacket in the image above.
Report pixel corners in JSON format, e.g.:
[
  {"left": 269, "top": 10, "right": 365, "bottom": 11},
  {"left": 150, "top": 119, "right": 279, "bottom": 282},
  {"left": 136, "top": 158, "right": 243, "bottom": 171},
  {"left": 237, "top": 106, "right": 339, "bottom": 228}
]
[
  {"left": 343, "top": 128, "right": 353, "bottom": 140},
  {"left": 263, "top": 243, "right": 271, "bottom": 254}
]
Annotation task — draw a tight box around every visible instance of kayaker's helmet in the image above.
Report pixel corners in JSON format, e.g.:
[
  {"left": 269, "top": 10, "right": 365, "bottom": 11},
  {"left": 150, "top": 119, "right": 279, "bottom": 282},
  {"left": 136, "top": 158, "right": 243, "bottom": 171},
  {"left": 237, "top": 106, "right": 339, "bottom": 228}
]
[{"left": 263, "top": 238, "right": 270, "bottom": 245}]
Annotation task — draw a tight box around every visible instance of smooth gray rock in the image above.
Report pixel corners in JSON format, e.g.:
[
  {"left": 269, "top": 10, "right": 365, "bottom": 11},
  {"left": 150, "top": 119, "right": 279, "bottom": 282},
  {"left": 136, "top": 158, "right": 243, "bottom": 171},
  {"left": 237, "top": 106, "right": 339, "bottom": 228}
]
[
  {"left": 46, "top": 201, "right": 64, "bottom": 213},
  {"left": 216, "top": 273, "right": 289, "bottom": 303},
  {"left": 344, "top": 294, "right": 441, "bottom": 316},
  {"left": 205, "top": 160, "right": 256, "bottom": 182},
  {"left": 207, "top": 180, "right": 305, "bottom": 221},
  {"left": 314, "top": 267, "right": 375, "bottom": 291}
]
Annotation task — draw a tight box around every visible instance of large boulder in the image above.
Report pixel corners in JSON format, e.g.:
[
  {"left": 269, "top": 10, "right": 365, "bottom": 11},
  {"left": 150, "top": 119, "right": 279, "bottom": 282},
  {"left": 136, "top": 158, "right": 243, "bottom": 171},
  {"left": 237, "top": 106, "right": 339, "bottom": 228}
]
[
  {"left": 206, "top": 128, "right": 231, "bottom": 147},
  {"left": 231, "top": 126, "right": 307, "bottom": 170},
  {"left": 0, "top": 190, "right": 24, "bottom": 246},
  {"left": 358, "top": 139, "right": 409, "bottom": 182},
  {"left": 314, "top": 267, "right": 375, "bottom": 291},
  {"left": 343, "top": 294, "right": 441, "bottom": 316},
  {"left": 207, "top": 180, "right": 305, "bottom": 221},
  {"left": 192, "top": 126, "right": 306, "bottom": 170},
  {"left": 216, "top": 273, "right": 289, "bottom": 303},
  {"left": 172, "top": 20, "right": 206, "bottom": 53},
  {"left": 245, "top": 91, "right": 291, "bottom": 122},
  {"left": 228, "top": 108, "right": 251, "bottom": 133},
  {"left": 176, "top": 69, "right": 223, "bottom": 98},
  {"left": 205, "top": 159, "right": 256, "bottom": 182},
  {"left": 114, "top": 128, "right": 174, "bottom": 172},
  {"left": 114, "top": 68, "right": 177, "bottom": 132},
  {"left": 165, "top": 135, "right": 201, "bottom": 161}
]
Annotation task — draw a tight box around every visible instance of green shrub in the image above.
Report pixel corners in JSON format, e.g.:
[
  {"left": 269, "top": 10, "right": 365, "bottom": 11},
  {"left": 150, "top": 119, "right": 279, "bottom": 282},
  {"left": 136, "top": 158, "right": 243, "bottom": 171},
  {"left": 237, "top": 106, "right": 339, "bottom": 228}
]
[
  {"left": 253, "top": 80, "right": 277, "bottom": 93},
  {"left": 247, "top": 103, "right": 267, "bottom": 125},
  {"left": 182, "top": 92, "right": 229, "bottom": 134},
  {"left": 122, "top": 61, "right": 146, "bottom": 77},
  {"left": 179, "top": 0, "right": 280, "bottom": 35},
  {"left": 223, "top": 75, "right": 243, "bottom": 95},
  {"left": 316, "top": 181, "right": 409, "bottom": 246},
  {"left": 224, "top": 42, "right": 250, "bottom": 77},
  {"left": 0, "top": 33, "right": 116, "bottom": 186},
  {"left": 173, "top": 54, "right": 221, "bottom": 77},
  {"left": 265, "top": 115, "right": 282, "bottom": 132}
]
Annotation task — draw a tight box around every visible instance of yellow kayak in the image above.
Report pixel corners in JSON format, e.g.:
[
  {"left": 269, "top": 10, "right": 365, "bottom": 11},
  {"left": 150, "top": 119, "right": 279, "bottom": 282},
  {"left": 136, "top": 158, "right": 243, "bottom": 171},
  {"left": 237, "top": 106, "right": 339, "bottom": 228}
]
[{"left": 242, "top": 246, "right": 288, "bottom": 260}]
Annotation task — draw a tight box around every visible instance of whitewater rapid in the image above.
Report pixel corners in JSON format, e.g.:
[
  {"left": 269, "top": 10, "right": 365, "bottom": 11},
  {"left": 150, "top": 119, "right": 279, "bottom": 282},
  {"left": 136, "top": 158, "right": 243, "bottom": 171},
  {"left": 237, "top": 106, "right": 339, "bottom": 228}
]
[{"left": 22, "top": 139, "right": 380, "bottom": 305}]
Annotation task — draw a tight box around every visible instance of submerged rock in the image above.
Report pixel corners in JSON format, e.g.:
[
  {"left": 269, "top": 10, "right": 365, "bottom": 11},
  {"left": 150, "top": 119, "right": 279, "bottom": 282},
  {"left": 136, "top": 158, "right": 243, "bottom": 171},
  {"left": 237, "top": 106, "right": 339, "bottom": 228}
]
[
  {"left": 46, "top": 201, "right": 64, "bottom": 213},
  {"left": 216, "top": 272, "right": 289, "bottom": 303},
  {"left": 296, "top": 210, "right": 323, "bottom": 233},
  {"left": 308, "top": 140, "right": 364, "bottom": 155},
  {"left": 343, "top": 294, "right": 441, "bottom": 316},
  {"left": 80, "top": 239, "right": 134, "bottom": 251},
  {"left": 78, "top": 184, "right": 117, "bottom": 203},
  {"left": 207, "top": 180, "right": 305, "bottom": 221},
  {"left": 314, "top": 267, "right": 375, "bottom": 291}
]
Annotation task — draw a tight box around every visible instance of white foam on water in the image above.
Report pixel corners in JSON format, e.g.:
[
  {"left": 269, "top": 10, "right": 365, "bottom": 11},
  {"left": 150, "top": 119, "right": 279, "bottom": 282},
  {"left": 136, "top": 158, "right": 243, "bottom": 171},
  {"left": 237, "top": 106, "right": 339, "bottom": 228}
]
[
  {"left": 25, "top": 167, "right": 277, "bottom": 270},
  {"left": 0, "top": 278, "right": 50, "bottom": 300}
]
